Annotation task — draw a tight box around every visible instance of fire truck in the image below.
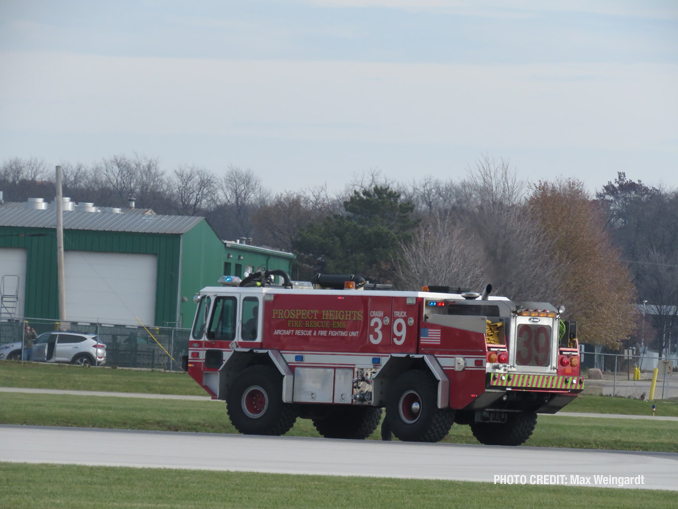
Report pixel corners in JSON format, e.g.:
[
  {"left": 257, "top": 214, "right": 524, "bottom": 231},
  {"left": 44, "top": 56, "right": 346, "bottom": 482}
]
[{"left": 185, "top": 270, "right": 583, "bottom": 445}]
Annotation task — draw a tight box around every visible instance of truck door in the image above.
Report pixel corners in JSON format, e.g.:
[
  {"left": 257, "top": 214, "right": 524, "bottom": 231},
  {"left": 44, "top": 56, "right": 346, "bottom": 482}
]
[
  {"left": 239, "top": 296, "right": 261, "bottom": 343},
  {"left": 207, "top": 296, "right": 238, "bottom": 342}
]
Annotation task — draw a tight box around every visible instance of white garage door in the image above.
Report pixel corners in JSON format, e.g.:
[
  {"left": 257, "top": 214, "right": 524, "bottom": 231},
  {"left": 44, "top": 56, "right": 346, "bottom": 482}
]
[
  {"left": 64, "top": 251, "right": 157, "bottom": 326},
  {"left": 0, "top": 248, "right": 27, "bottom": 319}
]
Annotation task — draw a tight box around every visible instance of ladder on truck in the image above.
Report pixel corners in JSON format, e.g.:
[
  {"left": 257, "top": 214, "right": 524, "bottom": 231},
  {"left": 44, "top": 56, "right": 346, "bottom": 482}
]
[{"left": 0, "top": 275, "right": 20, "bottom": 319}]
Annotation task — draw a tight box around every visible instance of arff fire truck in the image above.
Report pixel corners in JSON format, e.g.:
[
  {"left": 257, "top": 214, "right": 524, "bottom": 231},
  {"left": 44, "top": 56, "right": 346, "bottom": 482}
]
[{"left": 185, "top": 270, "right": 583, "bottom": 445}]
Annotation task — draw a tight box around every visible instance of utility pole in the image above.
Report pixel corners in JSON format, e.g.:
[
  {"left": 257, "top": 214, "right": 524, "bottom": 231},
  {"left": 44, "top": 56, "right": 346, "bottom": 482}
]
[
  {"left": 56, "top": 165, "right": 67, "bottom": 329},
  {"left": 641, "top": 300, "right": 647, "bottom": 352}
]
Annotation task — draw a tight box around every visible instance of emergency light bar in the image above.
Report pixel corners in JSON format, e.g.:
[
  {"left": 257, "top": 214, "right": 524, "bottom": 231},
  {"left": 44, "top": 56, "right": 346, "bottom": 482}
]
[
  {"left": 517, "top": 309, "right": 557, "bottom": 318},
  {"left": 218, "top": 275, "right": 242, "bottom": 286}
]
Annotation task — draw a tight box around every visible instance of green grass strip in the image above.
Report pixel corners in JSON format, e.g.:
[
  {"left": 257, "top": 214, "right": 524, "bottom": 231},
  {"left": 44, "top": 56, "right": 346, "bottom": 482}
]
[
  {"left": 3, "top": 363, "right": 678, "bottom": 418},
  {"left": 2, "top": 393, "right": 677, "bottom": 452},
  {"left": 564, "top": 394, "right": 678, "bottom": 417},
  {"left": 0, "top": 361, "right": 204, "bottom": 395},
  {"left": 0, "top": 463, "right": 673, "bottom": 509}
]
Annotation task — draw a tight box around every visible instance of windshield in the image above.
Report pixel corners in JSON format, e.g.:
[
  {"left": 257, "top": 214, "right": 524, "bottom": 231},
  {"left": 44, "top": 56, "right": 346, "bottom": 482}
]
[{"left": 192, "top": 296, "right": 211, "bottom": 339}]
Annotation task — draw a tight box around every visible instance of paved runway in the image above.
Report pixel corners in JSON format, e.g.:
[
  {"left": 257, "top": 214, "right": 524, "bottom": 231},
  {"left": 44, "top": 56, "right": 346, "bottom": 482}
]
[{"left": 2, "top": 425, "right": 676, "bottom": 490}]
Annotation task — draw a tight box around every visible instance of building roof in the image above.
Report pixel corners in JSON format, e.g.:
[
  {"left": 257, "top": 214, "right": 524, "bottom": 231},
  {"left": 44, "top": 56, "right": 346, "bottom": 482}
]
[
  {"left": 0, "top": 202, "right": 204, "bottom": 235},
  {"left": 223, "top": 240, "right": 296, "bottom": 259}
]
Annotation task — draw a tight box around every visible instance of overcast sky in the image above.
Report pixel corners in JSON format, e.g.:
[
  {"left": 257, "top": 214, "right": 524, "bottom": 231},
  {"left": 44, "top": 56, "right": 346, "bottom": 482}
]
[{"left": 1, "top": 0, "right": 676, "bottom": 194}]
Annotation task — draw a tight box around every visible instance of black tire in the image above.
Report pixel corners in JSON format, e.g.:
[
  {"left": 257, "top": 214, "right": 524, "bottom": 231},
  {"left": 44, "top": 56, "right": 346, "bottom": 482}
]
[
  {"left": 380, "top": 418, "right": 392, "bottom": 441},
  {"left": 73, "top": 354, "right": 93, "bottom": 367},
  {"left": 226, "top": 365, "right": 298, "bottom": 436},
  {"left": 385, "top": 370, "right": 454, "bottom": 442},
  {"left": 470, "top": 412, "right": 537, "bottom": 446},
  {"left": 6, "top": 350, "right": 22, "bottom": 361},
  {"left": 312, "top": 406, "right": 382, "bottom": 439}
]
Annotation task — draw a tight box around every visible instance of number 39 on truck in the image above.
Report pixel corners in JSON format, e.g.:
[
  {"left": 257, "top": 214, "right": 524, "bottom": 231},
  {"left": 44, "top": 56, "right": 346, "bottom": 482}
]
[{"left": 185, "top": 270, "right": 583, "bottom": 445}]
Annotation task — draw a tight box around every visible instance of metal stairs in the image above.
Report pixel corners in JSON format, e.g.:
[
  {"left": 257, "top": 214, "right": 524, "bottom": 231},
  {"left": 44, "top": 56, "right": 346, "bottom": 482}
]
[{"left": 0, "top": 275, "right": 20, "bottom": 319}]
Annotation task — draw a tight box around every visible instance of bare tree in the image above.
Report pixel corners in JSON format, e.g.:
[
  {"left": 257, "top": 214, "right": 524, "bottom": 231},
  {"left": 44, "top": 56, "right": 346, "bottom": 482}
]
[
  {"left": 99, "top": 155, "right": 137, "bottom": 203},
  {"left": 209, "top": 166, "right": 269, "bottom": 239},
  {"left": 396, "top": 212, "right": 485, "bottom": 291},
  {"left": 408, "top": 176, "right": 452, "bottom": 216},
  {"left": 98, "top": 154, "right": 167, "bottom": 209},
  {"left": 466, "top": 155, "right": 524, "bottom": 207},
  {"left": 135, "top": 156, "right": 169, "bottom": 210},
  {"left": 253, "top": 192, "right": 315, "bottom": 251},
  {"left": 0, "top": 157, "right": 47, "bottom": 183},
  {"left": 0, "top": 157, "right": 49, "bottom": 201},
  {"left": 171, "top": 165, "right": 217, "bottom": 215},
  {"left": 57, "top": 162, "right": 90, "bottom": 191},
  {"left": 395, "top": 157, "right": 562, "bottom": 302}
]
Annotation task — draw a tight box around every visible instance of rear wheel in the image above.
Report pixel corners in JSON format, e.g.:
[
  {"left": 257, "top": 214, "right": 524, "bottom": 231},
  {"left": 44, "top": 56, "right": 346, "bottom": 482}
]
[
  {"left": 385, "top": 370, "right": 454, "bottom": 442},
  {"left": 227, "top": 365, "right": 297, "bottom": 436},
  {"left": 312, "top": 406, "right": 382, "bottom": 439},
  {"left": 470, "top": 412, "right": 537, "bottom": 446},
  {"left": 73, "top": 355, "right": 93, "bottom": 367}
]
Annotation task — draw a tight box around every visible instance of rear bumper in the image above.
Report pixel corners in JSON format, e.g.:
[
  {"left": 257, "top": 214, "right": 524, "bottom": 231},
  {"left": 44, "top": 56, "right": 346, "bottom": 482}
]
[{"left": 489, "top": 372, "right": 584, "bottom": 392}]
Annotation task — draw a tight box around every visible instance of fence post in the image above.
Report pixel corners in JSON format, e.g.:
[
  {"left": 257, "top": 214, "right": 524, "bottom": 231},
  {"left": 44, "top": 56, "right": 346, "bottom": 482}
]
[
  {"left": 170, "top": 328, "right": 175, "bottom": 372},
  {"left": 613, "top": 354, "right": 617, "bottom": 397},
  {"left": 21, "top": 320, "right": 25, "bottom": 363}
]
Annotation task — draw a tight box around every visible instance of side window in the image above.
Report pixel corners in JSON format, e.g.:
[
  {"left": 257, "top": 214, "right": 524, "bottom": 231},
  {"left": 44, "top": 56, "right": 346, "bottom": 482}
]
[
  {"left": 57, "top": 334, "right": 86, "bottom": 344},
  {"left": 192, "top": 296, "right": 212, "bottom": 339},
  {"left": 208, "top": 297, "right": 237, "bottom": 341},
  {"left": 36, "top": 333, "right": 52, "bottom": 345},
  {"left": 241, "top": 297, "right": 260, "bottom": 341}
]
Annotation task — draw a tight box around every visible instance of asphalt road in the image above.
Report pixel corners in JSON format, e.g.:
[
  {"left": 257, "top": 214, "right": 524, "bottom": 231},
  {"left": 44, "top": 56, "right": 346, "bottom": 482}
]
[{"left": 2, "top": 425, "right": 676, "bottom": 491}]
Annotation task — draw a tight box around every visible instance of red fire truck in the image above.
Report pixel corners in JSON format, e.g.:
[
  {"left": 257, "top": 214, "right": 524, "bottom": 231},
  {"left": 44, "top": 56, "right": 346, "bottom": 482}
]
[{"left": 186, "top": 270, "right": 583, "bottom": 445}]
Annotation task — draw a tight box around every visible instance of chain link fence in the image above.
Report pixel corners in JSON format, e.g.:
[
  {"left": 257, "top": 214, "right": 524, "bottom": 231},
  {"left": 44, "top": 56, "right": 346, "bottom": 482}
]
[
  {"left": 0, "top": 317, "right": 190, "bottom": 371},
  {"left": 579, "top": 349, "right": 676, "bottom": 399}
]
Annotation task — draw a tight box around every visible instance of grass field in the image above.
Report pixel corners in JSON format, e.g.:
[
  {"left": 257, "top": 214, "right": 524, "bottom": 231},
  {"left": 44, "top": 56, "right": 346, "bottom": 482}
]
[
  {"left": 0, "top": 361, "right": 204, "bottom": 395},
  {"left": 0, "top": 463, "right": 673, "bottom": 509},
  {"left": 564, "top": 394, "right": 678, "bottom": 417},
  {"left": 2, "top": 361, "right": 678, "bottom": 416},
  {"left": 2, "top": 392, "right": 677, "bottom": 452}
]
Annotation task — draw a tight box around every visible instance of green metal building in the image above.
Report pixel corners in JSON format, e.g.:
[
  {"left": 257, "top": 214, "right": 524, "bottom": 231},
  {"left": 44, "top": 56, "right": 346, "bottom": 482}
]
[{"left": 0, "top": 198, "right": 294, "bottom": 328}]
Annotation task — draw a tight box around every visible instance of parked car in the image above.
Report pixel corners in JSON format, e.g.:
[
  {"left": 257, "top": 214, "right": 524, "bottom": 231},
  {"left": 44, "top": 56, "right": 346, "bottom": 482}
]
[
  {"left": 0, "top": 341, "right": 22, "bottom": 361},
  {"left": 0, "top": 332, "right": 106, "bottom": 366}
]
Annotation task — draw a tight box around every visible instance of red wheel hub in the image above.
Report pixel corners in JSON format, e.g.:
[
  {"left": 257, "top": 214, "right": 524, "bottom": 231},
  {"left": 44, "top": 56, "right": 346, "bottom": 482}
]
[
  {"left": 242, "top": 386, "right": 268, "bottom": 419},
  {"left": 399, "top": 390, "right": 422, "bottom": 424}
]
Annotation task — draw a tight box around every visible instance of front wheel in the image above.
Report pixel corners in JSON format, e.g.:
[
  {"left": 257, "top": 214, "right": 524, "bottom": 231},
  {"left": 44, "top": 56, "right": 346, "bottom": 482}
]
[
  {"left": 6, "top": 351, "right": 21, "bottom": 361},
  {"left": 470, "top": 412, "right": 537, "bottom": 446},
  {"left": 226, "top": 365, "right": 297, "bottom": 436},
  {"left": 385, "top": 370, "right": 454, "bottom": 442}
]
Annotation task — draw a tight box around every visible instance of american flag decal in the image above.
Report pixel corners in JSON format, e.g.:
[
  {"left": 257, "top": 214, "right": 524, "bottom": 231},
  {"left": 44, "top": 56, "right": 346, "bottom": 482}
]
[{"left": 420, "top": 328, "right": 441, "bottom": 345}]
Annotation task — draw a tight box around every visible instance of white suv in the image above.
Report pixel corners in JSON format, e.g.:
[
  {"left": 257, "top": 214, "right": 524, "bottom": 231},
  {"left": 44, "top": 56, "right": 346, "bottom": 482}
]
[{"left": 0, "top": 332, "right": 106, "bottom": 366}]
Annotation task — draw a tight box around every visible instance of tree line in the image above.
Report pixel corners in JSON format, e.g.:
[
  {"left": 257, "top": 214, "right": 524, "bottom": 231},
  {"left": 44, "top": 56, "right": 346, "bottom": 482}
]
[{"left": 2, "top": 155, "right": 677, "bottom": 354}]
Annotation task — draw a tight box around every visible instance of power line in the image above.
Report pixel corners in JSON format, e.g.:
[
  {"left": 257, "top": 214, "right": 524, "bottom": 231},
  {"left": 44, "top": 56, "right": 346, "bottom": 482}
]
[{"left": 622, "top": 259, "right": 678, "bottom": 269}]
